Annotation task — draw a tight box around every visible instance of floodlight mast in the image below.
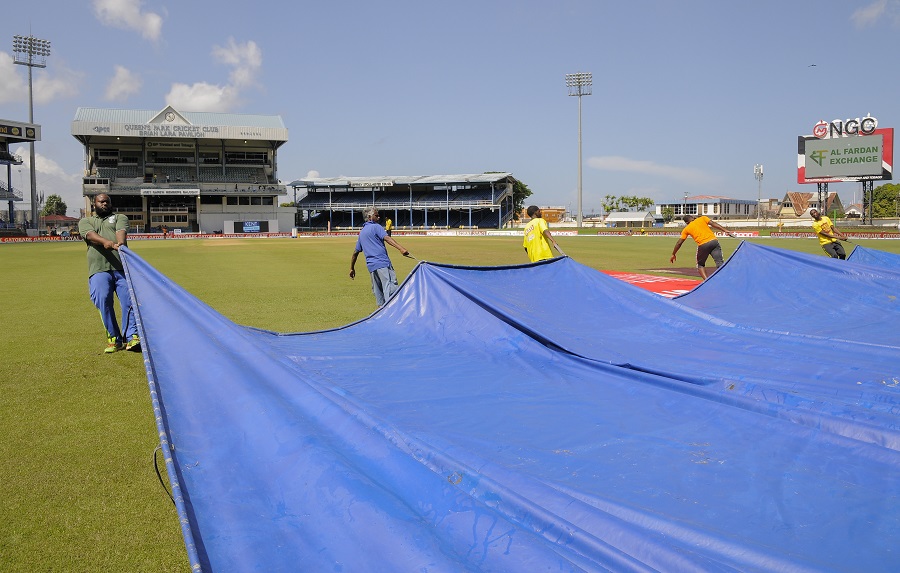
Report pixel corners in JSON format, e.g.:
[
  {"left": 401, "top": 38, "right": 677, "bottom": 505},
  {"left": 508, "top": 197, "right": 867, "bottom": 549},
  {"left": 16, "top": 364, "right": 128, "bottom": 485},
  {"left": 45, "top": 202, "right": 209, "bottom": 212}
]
[
  {"left": 754, "top": 164, "right": 763, "bottom": 227},
  {"left": 13, "top": 34, "right": 51, "bottom": 230},
  {"left": 566, "top": 72, "right": 592, "bottom": 229}
]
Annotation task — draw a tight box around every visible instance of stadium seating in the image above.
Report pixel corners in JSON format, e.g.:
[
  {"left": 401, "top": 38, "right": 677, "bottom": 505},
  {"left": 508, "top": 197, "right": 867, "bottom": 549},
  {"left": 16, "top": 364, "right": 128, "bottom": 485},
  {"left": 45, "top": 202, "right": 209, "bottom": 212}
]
[{"left": 295, "top": 184, "right": 511, "bottom": 230}]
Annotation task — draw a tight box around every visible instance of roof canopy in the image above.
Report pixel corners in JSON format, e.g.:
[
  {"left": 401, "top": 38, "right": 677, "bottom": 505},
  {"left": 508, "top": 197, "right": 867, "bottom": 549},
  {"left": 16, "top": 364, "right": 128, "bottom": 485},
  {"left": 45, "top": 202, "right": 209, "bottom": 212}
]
[
  {"left": 290, "top": 173, "right": 515, "bottom": 189},
  {"left": 71, "top": 106, "right": 287, "bottom": 145}
]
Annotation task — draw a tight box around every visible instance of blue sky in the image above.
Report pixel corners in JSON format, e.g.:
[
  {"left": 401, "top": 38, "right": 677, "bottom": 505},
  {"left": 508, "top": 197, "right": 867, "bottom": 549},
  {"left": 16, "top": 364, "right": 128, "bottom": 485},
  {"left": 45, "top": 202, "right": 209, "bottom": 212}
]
[{"left": 1, "top": 0, "right": 898, "bottom": 217}]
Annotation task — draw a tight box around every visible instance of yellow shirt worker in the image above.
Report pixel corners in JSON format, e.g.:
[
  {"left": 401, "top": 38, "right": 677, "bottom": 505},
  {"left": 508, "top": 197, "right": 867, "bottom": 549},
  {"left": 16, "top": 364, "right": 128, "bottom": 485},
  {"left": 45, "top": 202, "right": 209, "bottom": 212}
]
[
  {"left": 523, "top": 205, "right": 561, "bottom": 262},
  {"left": 670, "top": 214, "right": 735, "bottom": 280},
  {"left": 810, "top": 208, "right": 848, "bottom": 259}
]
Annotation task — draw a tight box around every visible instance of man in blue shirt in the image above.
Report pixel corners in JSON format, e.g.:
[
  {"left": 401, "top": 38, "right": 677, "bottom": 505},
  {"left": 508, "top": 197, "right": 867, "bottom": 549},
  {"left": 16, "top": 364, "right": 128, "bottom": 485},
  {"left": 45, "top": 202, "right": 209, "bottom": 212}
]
[{"left": 349, "top": 207, "right": 412, "bottom": 306}]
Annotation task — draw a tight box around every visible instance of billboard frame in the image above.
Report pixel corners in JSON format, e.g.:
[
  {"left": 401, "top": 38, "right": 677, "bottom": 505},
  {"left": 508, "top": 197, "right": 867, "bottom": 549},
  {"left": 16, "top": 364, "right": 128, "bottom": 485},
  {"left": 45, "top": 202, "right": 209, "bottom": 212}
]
[{"left": 797, "top": 127, "right": 893, "bottom": 184}]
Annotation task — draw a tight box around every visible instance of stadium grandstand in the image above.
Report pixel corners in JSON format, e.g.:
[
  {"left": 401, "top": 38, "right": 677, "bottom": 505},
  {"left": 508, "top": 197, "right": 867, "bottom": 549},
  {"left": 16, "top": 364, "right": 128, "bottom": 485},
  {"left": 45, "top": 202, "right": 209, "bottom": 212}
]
[
  {"left": 71, "top": 106, "right": 291, "bottom": 234},
  {"left": 288, "top": 173, "right": 518, "bottom": 230},
  {"left": 0, "top": 118, "right": 34, "bottom": 232}
]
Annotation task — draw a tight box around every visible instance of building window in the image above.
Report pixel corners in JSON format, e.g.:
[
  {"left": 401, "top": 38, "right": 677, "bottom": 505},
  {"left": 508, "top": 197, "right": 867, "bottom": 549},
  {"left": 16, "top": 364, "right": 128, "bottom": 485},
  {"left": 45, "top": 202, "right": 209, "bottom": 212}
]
[{"left": 151, "top": 214, "right": 188, "bottom": 224}]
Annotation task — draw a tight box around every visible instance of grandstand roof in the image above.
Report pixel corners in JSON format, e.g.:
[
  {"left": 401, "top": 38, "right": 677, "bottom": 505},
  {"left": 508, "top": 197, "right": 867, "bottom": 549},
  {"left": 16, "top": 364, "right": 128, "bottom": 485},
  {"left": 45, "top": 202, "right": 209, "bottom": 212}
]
[
  {"left": 73, "top": 107, "right": 286, "bottom": 129},
  {"left": 0, "top": 118, "right": 40, "bottom": 144},
  {"left": 71, "top": 106, "right": 288, "bottom": 143},
  {"left": 289, "top": 173, "right": 514, "bottom": 188}
]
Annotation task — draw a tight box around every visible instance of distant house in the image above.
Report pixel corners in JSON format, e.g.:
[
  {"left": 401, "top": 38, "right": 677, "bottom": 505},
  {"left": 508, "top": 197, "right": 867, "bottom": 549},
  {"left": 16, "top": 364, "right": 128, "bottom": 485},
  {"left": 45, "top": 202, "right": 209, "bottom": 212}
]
[
  {"left": 778, "top": 191, "right": 844, "bottom": 219},
  {"left": 42, "top": 214, "right": 80, "bottom": 233},
  {"left": 519, "top": 206, "right": 566, "bottom": 223},
  {"left": 844, "top": 204, "right": 863, "bottom": 218},
  {"left": 605, "top": 211, "right": 656, "bottom": 228},
  {"left": 655, "top": 195, "right": 758, "bottom": 220}
]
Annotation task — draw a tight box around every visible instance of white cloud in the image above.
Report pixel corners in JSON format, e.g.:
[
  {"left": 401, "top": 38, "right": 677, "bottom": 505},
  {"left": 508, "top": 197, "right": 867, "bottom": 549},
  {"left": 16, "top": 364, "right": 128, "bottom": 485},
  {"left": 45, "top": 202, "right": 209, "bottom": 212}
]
[
  {"left": 587, "top": 156, "right": 720, "bottom": 187},
  {"left": 93, "top": 0, "right": 164, "bottom": 41},
  {"left": 33, "top": 67, "right": 81, "bottom": 105},
  {"left": 165, "top": 38, "right": 263, "bottom": 112},
  {"left": 0, "top": 52, "right": 28, "bottom": 104},
  {"left": 212, "top": 38, "right": 263, "bottom": 89},
  {"left": 0, "top": 53, "right": 80, "bottom": 105},
  {"left": 165, "top": 82, "right": 240, "bottom": 112},
  {"left": 105, "top": 65, "right": 142, "bottom": 102},
  {"left": 12, "top": 145, "right": 81, "bottom": 183},
  {"left": 11, "top": 145, "right": 85, "bottom": 216},
  {"left": 306, "top": 170, "right": 320, "bottom": 179},
  {"left": 851, "top": 0, "right": 890, "bottom": 28}
]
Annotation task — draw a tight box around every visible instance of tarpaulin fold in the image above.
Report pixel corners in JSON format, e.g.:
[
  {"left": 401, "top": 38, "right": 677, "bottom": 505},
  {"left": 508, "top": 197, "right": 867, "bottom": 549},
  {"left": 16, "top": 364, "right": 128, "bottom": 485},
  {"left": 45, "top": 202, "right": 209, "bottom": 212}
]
[
  {"left": 847, "top": 243, "right": 900, "bottom": 269},
  {"left": 121, "top": 242, "right": 900, "bottom": 573}
]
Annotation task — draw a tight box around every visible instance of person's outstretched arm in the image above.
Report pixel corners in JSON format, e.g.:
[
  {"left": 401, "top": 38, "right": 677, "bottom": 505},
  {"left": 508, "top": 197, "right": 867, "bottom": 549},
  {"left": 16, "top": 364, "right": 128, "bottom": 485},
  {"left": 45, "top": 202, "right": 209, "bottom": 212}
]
[
  {"left": 84, "top": 230, "right": 119, "bottom": 251},
  {"left": 825, "top": 223, "right": 849, "bottom": 241},
  {"left": 709, "top": 221, "right": 736, "bottom": 238},
  {"left": 543, "top": 229, "right": 562, "bottom": 254},
  {"left": 384, "top": 236, "right": 410, "bottom": 257},
  {"left": 670, "top": 238, "right": 686, "bottom": 263}
]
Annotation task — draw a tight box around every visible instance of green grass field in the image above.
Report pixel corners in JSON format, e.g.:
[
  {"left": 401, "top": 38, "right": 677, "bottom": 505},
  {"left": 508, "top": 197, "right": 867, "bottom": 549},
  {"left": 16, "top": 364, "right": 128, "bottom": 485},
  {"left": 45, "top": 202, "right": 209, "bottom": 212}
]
[{"left": 2, "top": 234, "right": 898, "bottom": 571}]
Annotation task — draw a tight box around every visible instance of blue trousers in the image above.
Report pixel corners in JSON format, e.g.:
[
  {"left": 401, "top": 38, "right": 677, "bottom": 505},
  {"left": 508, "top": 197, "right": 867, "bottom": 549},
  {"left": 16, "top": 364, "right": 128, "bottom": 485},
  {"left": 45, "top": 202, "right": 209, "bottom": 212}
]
[
  {"left": 89, "top": 270, "right": 137, "bottom": 343},
  {"left": 370, "top": 266, "right": 399, "bottom": 306}
]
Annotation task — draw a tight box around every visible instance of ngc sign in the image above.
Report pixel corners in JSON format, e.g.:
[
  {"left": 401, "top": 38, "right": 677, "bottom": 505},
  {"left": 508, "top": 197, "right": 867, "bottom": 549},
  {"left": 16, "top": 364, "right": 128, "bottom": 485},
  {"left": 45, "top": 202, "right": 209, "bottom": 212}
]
[{"left": 813, "top": 115, "right": 878, "bottom": 139}]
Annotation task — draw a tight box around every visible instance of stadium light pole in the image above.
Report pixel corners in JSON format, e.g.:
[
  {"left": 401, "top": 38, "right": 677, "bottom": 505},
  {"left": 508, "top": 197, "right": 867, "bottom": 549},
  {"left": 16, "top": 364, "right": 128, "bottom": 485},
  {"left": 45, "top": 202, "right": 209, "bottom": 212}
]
[
  {"left": 754, "top": 164, "right": 764, "bottom": 228},
  {"left": 566, "top": 72, "right": 592, "bottom": 228},
  {"left": 13, "top": 34, "right": 51, "bottom": 230}
]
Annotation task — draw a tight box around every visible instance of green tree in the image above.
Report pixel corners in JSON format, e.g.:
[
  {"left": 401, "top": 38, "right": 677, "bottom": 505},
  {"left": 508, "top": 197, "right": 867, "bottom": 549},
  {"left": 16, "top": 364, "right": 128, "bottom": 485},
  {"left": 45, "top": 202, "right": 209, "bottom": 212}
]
[
  {"left": 484, "top": 172, "right": 531, "bottom": 221},
  {"left": 41, "top": 194, "right": 67, "bottom": 216},
  {"left": 604, "top": 194, "right": 654, "bottom": 213},
  {"left": 510, "top": 179, "right": 532, "bottom": 221},
  {"left": 871, "top": 183, "right": 900, "bottom": 218},
  {"left": 620, "top": 195, "right": 655, "bottom": 211},
  {"left": 619, "top": 195, "right": 638, "bottom": 210},
  {"left": 601, "top": 194, "right": 621, "bottom": 214},
  {"left": 634, "top": 197, "right": 655, "bottom": 211},
  {"left": 661, "top": 206, "right": 675, "bottom": 223}
]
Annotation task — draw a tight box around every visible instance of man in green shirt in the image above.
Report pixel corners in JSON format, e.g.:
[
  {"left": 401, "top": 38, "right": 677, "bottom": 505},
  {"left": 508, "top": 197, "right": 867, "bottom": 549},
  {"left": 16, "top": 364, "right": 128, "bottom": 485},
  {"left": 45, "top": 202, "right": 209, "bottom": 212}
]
[{"left": 78, "top": 193, "right": 140, "bottom": 353}]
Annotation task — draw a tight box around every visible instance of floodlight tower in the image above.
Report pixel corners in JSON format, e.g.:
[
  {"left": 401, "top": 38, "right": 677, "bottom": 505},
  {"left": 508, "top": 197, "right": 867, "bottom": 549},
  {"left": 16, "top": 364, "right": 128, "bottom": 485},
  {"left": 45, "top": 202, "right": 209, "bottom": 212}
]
[
  {"left": 13, "top": 34, "right": 51, "bottom": 230},
  {"left": 566, "top": 72, "right": 592, "bottom": 228},
  {"left": 754, "top": 164, "right": 764, "bottom": 228}
]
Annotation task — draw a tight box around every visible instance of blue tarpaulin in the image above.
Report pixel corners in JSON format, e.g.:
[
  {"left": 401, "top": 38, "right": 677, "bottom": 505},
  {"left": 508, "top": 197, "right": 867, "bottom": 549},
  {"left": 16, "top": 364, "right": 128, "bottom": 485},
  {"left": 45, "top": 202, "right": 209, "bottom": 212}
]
[
  {"left": 847, "top": 243, "right": 900, "bottom": 269},
  {"left": 121, "top": 242, "right": 900, "bottom": 572}
]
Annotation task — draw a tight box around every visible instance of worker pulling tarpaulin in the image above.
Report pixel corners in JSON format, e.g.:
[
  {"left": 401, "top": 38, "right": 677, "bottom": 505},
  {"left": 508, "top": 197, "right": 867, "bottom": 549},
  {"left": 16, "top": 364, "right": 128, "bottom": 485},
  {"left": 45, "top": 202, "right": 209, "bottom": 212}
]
[{"left": 120, "top": 243, "right": 900, "bottom": 573}]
